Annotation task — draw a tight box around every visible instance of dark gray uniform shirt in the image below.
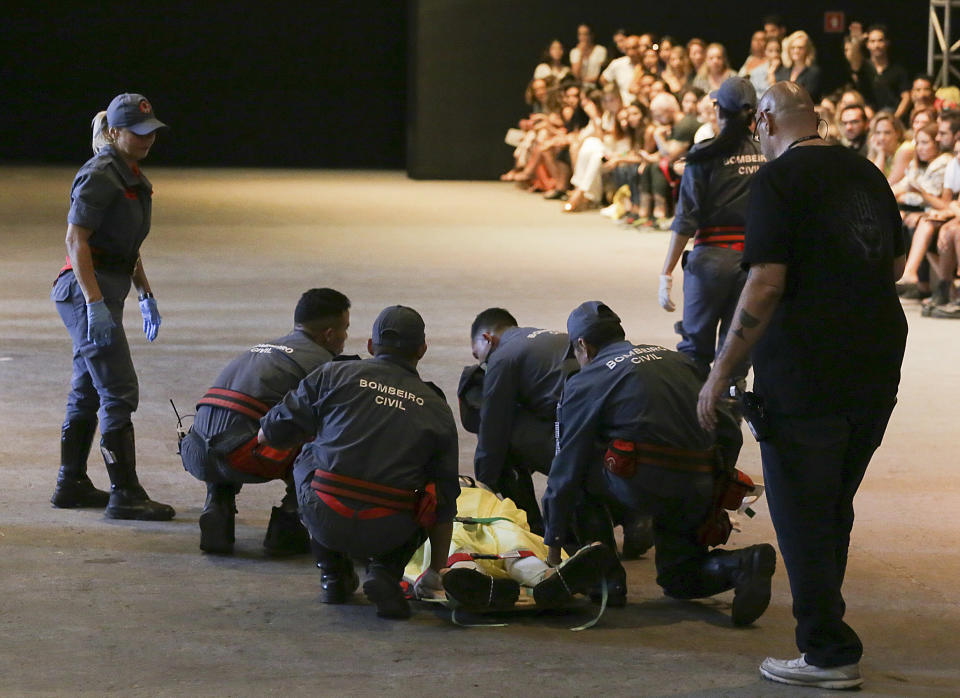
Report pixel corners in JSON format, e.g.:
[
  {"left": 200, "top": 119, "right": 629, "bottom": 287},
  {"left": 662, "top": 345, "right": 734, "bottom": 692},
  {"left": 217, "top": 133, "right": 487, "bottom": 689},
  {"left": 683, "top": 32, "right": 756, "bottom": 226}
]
[
  {"left": 261, "top": 355, "right": 460, "bottom": 522},
  {"left": 473, "top": 327, "right": 576, "bottom": 486},
  {"left": 541, "top": 341, "right": 741, "bottom": 547},
  {"left": 67, "top": 145, "right": 153, "bottom": 276},
  {"left": 192, "top": 330, "right": 334, "bottom": 439},
  {"left": 672, "top": 138, "right": 764, "bottom": 237}
]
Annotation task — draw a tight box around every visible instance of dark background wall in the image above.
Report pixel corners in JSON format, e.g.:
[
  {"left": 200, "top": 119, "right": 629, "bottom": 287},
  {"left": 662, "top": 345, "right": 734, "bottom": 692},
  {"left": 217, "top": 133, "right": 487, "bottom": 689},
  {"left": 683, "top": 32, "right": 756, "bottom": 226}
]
[
  {"left": 1, "top": 1, "right": 407, "bottom": 168},
  {"left": 2, "top": 2, "right": 928, "bottom": 174},
  {"left": 408, "top": 0, "right": 929, "bottom": 179}
]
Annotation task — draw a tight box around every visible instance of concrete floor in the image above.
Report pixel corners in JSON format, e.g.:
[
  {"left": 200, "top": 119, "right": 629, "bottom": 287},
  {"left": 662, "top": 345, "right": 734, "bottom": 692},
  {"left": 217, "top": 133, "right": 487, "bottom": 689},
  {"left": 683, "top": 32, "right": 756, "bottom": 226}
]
[{"left": 1, "top": 167, "right": 958, "bottom": 696}]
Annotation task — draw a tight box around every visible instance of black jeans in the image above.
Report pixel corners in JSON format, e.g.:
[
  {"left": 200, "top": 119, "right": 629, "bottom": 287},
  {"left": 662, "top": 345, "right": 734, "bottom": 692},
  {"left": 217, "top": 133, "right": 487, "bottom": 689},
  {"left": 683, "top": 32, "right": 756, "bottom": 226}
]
[{"left": 760, "top": 403, "right": 895, "bottom": 668}]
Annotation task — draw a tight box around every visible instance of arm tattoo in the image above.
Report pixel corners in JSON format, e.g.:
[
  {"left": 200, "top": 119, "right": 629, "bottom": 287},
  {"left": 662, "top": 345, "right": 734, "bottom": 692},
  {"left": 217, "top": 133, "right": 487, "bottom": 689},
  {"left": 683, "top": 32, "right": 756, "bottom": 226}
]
[{"left": 731, "top": 309, "right": 760, "bottom": 341}]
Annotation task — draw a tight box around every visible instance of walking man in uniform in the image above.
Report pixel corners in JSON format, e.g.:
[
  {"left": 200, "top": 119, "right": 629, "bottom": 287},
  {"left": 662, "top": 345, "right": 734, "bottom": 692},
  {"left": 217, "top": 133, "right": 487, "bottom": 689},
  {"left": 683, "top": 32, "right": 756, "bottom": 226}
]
[
  {"left": 698, "top": 82, "right": 907, "bottom": 689},
  {"left": 179, "top": 288, "right": 351, "bottom": 555},
  {"left": 259, "top": 306, "right": 460, "bottom": 620},
  {"left": 542, "top": 301, "right": 776, "bottom": 619},
  {"left": 466, "top": 308, "right": 577, "bottom": 536}
]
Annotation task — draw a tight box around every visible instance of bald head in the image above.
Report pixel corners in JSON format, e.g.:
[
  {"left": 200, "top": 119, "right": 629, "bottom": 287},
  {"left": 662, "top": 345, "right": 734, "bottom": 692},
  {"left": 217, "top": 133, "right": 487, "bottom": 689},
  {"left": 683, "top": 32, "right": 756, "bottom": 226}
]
[
  {"left": 759, "top": 81, "right": 816, "bottom": 117},
  {"left": 756, "top": 82, "right": 821, "bottom": 159}
]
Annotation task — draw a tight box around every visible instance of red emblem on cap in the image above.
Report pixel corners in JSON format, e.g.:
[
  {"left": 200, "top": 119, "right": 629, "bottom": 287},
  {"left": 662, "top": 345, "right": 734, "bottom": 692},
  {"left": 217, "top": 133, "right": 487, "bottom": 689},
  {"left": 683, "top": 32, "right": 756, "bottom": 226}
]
[{"left": 139, "top": 100, "right": 152, "bottom": 113}]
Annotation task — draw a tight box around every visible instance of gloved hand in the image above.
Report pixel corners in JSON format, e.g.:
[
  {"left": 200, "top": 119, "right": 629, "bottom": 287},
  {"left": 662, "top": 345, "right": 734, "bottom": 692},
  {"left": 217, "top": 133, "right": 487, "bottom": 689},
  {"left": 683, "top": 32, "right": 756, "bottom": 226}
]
[
  {"left": 86, "top": 300, "right": 116, "bottom": 347},
  {"left": 139, "top": 295, "right": 161, "bottom": 342},
  {"left": 414, "top": 567, "right": 445, "bottom": 600},
  {"left": 658, "top": 274, "right": 676, "bottom": 312}
]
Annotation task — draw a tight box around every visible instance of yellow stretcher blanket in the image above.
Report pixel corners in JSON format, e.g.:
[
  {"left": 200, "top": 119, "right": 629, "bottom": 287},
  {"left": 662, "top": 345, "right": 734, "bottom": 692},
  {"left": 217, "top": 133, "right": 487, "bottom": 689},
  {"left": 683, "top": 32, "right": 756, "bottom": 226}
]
[{"left": 404, "top": 486, "right": 564, "bottom": 582}]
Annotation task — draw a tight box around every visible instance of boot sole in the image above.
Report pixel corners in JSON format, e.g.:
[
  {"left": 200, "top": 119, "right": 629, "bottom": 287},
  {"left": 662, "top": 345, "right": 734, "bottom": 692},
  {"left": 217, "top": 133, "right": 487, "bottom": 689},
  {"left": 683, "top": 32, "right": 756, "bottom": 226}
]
[
  {"left": 51, "top": 483, "right": 110, "bottom": 509},
  {"left": 759, "top": 667, "right": 863, "bottom": 689},
  {"left": 443, "top": 568, "right": 520, "bottom": 609},
  {"left": 51, "top": 496, "right": 110, "bottom": 509},
  {"left": 105, "top": 505, "right": 176, "bottom": 521},
  {"left": 732, "top": 545, "right": 776, "bottom": 626},
  {"left": 535, "top": 543, "right": 610, "bottom": 606}
]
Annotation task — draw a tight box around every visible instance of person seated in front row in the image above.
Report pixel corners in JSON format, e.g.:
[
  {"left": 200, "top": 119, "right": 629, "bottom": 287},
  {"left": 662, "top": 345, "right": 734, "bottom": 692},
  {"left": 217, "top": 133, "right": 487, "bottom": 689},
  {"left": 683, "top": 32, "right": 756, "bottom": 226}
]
[
  {"left": 892, "top": 121, "right": 953, "bottom": 300},
  {"left": 179, "top": 288, "right": 351, "bottom": 556}
]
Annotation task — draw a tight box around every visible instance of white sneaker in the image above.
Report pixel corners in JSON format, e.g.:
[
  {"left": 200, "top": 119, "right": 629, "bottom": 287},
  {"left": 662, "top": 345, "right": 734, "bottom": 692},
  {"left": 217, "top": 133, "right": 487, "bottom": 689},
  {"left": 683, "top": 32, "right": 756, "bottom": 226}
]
[{"left": 760, "top": 655, "right": 862, "bottom": 690}]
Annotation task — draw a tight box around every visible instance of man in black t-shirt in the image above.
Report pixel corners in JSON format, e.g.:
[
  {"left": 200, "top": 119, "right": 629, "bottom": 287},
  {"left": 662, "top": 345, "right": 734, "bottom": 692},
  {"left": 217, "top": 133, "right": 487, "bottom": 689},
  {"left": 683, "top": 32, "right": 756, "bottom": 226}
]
[
  {"left": 698, "top": 82, "right": 907, "bottom": 690},
  {"left": 866, "top": 25, "right": 911, "bottom": 121}
]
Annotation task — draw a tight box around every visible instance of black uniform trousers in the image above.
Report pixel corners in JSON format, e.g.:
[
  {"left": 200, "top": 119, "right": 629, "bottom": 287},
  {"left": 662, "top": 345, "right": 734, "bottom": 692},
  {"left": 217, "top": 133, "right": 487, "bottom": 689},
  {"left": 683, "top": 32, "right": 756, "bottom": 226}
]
[
  {"left": 759, "top": 403, "right": 895, "bottom": 668},
  {"left": 586, "top": 463, "right": 716, "bottom": 597}
]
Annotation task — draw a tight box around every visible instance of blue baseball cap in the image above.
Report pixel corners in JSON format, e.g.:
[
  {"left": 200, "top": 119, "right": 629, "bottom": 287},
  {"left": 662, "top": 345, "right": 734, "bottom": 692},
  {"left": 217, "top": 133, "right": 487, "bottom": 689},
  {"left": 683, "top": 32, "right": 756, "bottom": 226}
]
[
  {"left": 710, "top": 77, "right": 758, "bottom": 112},
  {"left": 372, "top": 305, "right": 425, "bottom": 349},
  {"left": 106, "top": 93, "right": 168, "bottom": 135},
  {"left": 567, "top": 301, "right": 622, "bottom": 343}
]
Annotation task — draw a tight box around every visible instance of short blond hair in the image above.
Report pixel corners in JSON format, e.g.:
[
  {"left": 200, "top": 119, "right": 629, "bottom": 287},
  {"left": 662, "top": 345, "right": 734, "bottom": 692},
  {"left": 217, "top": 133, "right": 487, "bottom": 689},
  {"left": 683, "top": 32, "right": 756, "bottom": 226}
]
[{"left": 782, "top": 30, "right": 816, "bottom": 68}]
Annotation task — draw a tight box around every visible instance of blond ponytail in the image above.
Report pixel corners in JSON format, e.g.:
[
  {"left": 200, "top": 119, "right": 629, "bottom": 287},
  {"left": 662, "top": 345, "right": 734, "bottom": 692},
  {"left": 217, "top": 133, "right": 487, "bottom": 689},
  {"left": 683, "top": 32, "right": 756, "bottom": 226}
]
[{"left": 91, "top": 110, "right": 111, "bottom": 154}]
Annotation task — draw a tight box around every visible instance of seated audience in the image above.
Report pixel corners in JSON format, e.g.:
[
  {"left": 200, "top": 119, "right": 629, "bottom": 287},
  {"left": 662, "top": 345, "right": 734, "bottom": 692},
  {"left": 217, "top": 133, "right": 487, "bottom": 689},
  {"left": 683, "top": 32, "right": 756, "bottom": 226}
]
[
  {"left": 611, "top": 28, "right": 628, "bottom": 57},
  {"left": 633, "top": 92, "right": 699, "bottom": 226},
  {"left": 928, "top": 145, "right": 960, "bottom": 317},
  {"left": 692, "top": 43, "right": 737, "bottom": 94},
  {"left": 693, "top": 92, "right": 717, "bottom": 143},
  {"left": 775, "top": 30, "right": 821, "bottom": 102},
  {"left": 839, "top": 104, "right": 870, "bottom": 156},
  {"left": 602, "top": 35, "right": 643, "bottom": 103},
  {"left": 570, "top": 24, "right": 608, "bottom": 88},
  {"left": 749, "top": 38, "right": 781, "bottom": 99},
  {"left": 534, "top": 40, "right": 572, "bottom": 83},
  {"left": 641, "top": 46, "right": 661, "bottom": 76},
  {"left": 662, "top": 45, "right": 693, "bottom": 94},
  {"left": 890, "top": 107, "right": 937, "bottom": 185},
  {"left": 687, "top": 38, "right": 707, "bottom": 74},
  {"left": 679, "top": 86, "right": 705, "bottom": 117},
  {"left": 739, "top": 30, "right": 768, "bottom": 76},
  {"left": 907, "top": 74, "right": 937, "bottom": 116},
  {"left": 565, "top": 91, "right": 630, "bottom": 211},
  {"left": 867, "top": 110, "right": 906, "bottom": 176},
  {"left": 658, "top": 35, "right": 675, "bottom": 67},
  {"left": 892, "top": 121, "right": 953, "bottom": 299}
]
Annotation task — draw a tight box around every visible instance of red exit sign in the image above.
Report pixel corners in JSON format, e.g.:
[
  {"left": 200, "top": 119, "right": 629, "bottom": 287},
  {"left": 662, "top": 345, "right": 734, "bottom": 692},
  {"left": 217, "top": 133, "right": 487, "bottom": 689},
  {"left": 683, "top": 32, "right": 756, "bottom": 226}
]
[{"left": 825, "top": 11, "right": 845, "bottom": 33}]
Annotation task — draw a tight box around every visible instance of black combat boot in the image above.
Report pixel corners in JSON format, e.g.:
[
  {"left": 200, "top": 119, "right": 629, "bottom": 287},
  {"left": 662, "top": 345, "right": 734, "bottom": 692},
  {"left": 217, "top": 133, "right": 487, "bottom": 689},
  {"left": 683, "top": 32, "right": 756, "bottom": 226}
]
[
  {"left": 101, "top": 424, "right": 175, "bottom": 521},
  {"left": 199, "top": 482, "right": 238, "bottom": 554},
  {"left": 262, "top": 480, "right": 310, "bottom": 556},
  {"left": 573, "top": 501, "right": 628, "bottom": 606},
  {"left": 51, "top": 418, "right": 110, "bottom": 508},
  {"left": 362, "top": 563, "right": 410, "bottom": 619},
  {"left": 620, "top": 511, "right": 654, "bottom": 559},
  {"left": 311, "top": 539, "right": 359, "bottom": 604},
  {"left": 700, "top": 544, "right": 777, "bottom": 626},
  {"left": 533, "top": 542, "right": 611, "bottom": 607}
]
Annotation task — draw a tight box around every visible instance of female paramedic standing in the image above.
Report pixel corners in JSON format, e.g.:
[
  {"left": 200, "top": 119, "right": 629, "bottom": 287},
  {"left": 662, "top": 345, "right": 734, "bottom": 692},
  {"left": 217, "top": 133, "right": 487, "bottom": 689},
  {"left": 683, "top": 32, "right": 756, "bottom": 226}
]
[
  {"left": 50, "top": 93, "right": 174, "bottom": 520},
  {"left": 658, "top": 77, "right": 765, "bottom": 388}
]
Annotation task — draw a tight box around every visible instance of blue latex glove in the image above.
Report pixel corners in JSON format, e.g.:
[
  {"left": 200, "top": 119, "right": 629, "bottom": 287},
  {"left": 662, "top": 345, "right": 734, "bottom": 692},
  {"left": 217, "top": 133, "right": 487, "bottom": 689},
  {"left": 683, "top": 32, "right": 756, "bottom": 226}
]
[
  {"left": 139, "top": 296, "right": 161, "bottom": 342},
  {"left": 86, "top": 300, "right": 116, "bottom": 347}
]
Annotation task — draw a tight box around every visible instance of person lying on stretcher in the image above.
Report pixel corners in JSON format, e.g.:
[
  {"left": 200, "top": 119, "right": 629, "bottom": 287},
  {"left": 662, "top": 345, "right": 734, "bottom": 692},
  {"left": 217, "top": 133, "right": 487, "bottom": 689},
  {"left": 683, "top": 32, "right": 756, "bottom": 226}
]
[{"left": 403, "top": 478, "right": 616, "bottom": 609}]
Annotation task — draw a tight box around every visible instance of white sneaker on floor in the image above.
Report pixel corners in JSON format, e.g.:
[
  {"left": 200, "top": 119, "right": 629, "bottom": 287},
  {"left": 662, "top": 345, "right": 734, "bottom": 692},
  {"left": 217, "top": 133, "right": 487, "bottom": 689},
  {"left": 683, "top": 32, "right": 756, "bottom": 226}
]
[{"left": 759, "top": 655, "right": 863, "bottom": 690}]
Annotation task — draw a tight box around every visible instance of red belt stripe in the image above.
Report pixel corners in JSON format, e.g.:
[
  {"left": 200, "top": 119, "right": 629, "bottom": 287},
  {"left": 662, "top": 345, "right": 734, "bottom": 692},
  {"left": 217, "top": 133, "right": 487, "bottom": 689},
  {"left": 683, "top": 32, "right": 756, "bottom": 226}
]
[{"left": 314, "top": 491, "right": 401, "bottom": 520}]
